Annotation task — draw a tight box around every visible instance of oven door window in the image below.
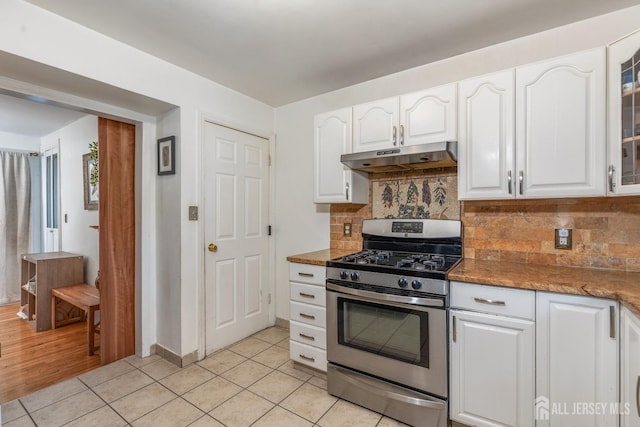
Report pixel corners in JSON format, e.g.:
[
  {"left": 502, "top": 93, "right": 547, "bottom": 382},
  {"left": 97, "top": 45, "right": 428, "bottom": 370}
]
[{"left": 337, "top": 297, "right": 429, "bottom": 368}]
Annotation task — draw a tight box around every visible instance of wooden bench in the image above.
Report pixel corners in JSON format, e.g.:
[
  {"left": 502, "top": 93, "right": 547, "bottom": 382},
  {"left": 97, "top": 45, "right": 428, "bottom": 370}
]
[{"left": 51, "top": 284, "right": 100, "bottom": 355}]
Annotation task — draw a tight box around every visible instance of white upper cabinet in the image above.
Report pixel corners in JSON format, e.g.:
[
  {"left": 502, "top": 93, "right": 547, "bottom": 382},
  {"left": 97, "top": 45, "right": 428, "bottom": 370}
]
[
  {"left": 459, "top": 48, "right": 605, "bottom": 200},
  {"left": 608, "top": 30, "right": 640, "bottom": 195},
  {"left": 516, "top": 48, "right": 606, "bottom": 198},
  {"left": 458, "top": 69, "right": 515, "bottom": 200},
  {"left": 352, "top": 84, "right": 457, "bottom": 153},
  {"left": 400, "top": 84, "right": 457, "bottom": 146},
  {"left": 313, "top": 108, "right": 368, "bottom": 204},
  {"left": 353, "top": 97, "right": 399, "bottom": 152}
]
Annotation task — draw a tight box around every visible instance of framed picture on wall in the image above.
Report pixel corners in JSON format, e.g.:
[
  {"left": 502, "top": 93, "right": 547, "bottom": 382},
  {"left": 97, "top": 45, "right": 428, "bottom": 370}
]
[
  {"left": 157, "top": 136, "right": 175, "bottom": 175},
  {"left": 83, "top": 153, "right": 99, "bottom": 210}
]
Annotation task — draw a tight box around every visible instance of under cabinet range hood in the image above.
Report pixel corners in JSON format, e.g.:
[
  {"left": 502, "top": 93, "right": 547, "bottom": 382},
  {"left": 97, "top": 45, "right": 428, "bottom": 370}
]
[{"left": 340, "top": 141, "right": 457, "bottom": 173}]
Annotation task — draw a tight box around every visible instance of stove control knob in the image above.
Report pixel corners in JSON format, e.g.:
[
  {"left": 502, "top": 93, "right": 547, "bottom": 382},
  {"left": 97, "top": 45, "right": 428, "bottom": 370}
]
[
  {"left": 411, "top": 280, "right": 422, "bottom": 290},
  {"left": 339, "top": 271, "right": 348, "bottom": 280},
  {"left": 398, "top": 278, "right": 408, "bottom": 288},
  {"left": 350, "top": 272, "right": 360, "bottom": 281}
]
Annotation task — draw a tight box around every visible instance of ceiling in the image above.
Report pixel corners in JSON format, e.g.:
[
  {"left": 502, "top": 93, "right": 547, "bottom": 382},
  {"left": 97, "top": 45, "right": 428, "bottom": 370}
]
[
  {"left": 2, "top": 0, "right": 639, "bottom": 139},
  {"left": 0, "top": 93, "right": 87, "bottom": 138},
  {"left": 23, "top": 0, "right": 640, "bottom": 107}
]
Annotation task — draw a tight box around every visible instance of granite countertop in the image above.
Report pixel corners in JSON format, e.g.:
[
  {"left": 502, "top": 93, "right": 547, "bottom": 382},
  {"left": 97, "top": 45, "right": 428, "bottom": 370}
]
[
  {"left": 449, "top": 259, "right": 640, "bottom": 314},
  {"left": 286, "top": 249, "right": 354, "bottom": 266},
  {"left": 286, "top": 250, "right": 640, "bottom": 314}
]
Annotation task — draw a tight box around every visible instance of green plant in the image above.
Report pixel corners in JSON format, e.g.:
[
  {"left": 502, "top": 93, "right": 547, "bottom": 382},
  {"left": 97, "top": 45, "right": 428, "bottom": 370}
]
[{"left": 88, "top": 141, "right": 99, "bottom": 187}]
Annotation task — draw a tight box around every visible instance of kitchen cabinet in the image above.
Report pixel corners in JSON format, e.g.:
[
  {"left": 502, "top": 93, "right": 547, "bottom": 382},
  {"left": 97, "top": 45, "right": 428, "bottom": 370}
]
[
  {"left": 516, "top": 47, "right": 606, "bottom": 198},
  {"left": 352, "top": 84, "right": 457, "bottom": 153},
  {"left": 288, "top": 262, "right": 327, "bottom": 371},
  {"left": 459, "top": 48, "right": 605, "bottom": 200},
  {"left": 458, "top": 69, "right": 515, "bottom": 200},
  {"left": 536, "top": 292, "right": 618, "bottom": 427},
  {"left": 313, "top": 108, "right": 368, "bottom": 203},
  {"left": 621, "top": 306, "right": 640, "bottom": 427},
  {"left": 20, "top": 252, "right": 84, "bottom": 331},
  {"left": 607, "top": 30, "right": 640, "bottom": 195},
  {"left": 449, "top": 282, "right": 535, "bottom": 427}
]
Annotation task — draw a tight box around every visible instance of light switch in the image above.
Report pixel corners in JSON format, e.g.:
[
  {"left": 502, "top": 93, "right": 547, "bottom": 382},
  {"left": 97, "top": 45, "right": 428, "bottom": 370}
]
[{"left": 188, "top": 206, "right": 198, "bottom": 221}]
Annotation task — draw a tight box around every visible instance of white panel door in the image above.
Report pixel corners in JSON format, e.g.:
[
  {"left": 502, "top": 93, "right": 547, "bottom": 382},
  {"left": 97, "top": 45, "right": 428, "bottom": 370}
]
[
  {"left": 536, "top": 292, "right": 618, "bottom": 427},
  {"left": 516, "top": 48, "right": 606, "bottom": 198},
  {"left": 621, "top": 306, "right": 640, "bottom": 427},
  {"left": 458, "top": 70, "right": 515, "bottom": 200},
  {"left": 400, "top": 83, "right": 457, "bottom": 146},
  {"left": 204, "top": 122, "right": 270, "bottom": 353},
  {"left": 450, "top": 309, "right": 534, "bottom": 427},
  {"left": 353, "top": 97, "right": 399, "bottom": 152}
]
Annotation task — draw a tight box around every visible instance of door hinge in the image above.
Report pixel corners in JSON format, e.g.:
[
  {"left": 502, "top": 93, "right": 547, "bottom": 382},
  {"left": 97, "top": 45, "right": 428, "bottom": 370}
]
[
  {"left": 269, "top": 154, "right": 272, "bottom": 167},
  {"left": 268, "top": 293, "right": 272, "bottom": 304},
  {"left": 268, "top": 225, "right": 272, "bottom": 236}
]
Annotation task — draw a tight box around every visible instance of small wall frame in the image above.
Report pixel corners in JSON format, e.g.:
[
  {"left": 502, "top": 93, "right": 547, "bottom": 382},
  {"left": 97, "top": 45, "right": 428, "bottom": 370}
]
[{"left": 157, "top": 136, "right": 175, "bottom": 175}]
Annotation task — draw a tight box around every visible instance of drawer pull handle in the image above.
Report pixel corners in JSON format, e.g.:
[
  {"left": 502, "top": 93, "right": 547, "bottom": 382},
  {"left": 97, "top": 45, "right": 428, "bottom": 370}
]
[
  {"left": 300, "top": 313, "right": 316, "bottom": 320},
  {"left": 299, "top": 292, "right": 315, "bottom": 299},
  {"left": 299, "top": 333, "right": 315, "bottom": 341},
  {"left": 298, "top": 272, "right": 314, "bottom": 278},
  {"left": 299, "top": 354, "right": 315, "bottom": 362},
  {"left": 473, "top": 297, "right": 506, "bottom": 306}
]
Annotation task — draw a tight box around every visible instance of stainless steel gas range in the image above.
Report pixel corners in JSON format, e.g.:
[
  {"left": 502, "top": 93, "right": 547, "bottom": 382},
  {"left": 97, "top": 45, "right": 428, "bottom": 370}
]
[{"left": 326, "top": 218, "right": 462, "bottom": 427}]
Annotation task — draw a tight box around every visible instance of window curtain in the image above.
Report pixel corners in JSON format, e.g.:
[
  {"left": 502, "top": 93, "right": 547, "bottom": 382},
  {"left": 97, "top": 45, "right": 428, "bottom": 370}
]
[{"left": 0, "top": 151, "right": 31, "bottom": 305}]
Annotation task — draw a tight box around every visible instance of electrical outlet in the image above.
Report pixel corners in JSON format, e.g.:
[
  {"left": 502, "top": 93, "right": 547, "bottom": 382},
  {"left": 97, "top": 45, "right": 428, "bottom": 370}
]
[
  {"left": 554, "top": 228, "right": 572, "bottom": 250},
  {"left": 343, "top": 222, "right": 352, "bottom": 237}
]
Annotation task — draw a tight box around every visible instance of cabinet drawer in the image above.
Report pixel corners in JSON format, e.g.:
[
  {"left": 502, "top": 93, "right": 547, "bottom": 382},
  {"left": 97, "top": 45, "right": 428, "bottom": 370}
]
[
  {"left": 290, "top": 301, "right": 326, "bottom": 328},
  {"left": 290, "top": 321, "right": 326, "bottom": 350},
  {"left": 290, "top": 282, "right": 326, "bottom": 307},
  {"left": 450, "top": 281, "right": 535, "bottom": 320},
  {"left": 290, "top": 340, "right": 327, "bottom": 372},
  {"left": 289, "top": 263, "right": 325, "bottom": 286}
]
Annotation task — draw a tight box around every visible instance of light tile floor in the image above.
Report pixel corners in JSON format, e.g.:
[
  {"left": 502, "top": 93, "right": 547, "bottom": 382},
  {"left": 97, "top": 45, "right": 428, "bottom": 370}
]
[{"left": 1, "top": 326, "right": 409, "bottom": 427}]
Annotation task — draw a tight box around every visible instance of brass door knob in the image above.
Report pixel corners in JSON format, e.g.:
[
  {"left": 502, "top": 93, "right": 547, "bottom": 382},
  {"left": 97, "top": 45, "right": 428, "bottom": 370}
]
[{"left": 208, "top": 243, "right": 218, "bottom": 253}]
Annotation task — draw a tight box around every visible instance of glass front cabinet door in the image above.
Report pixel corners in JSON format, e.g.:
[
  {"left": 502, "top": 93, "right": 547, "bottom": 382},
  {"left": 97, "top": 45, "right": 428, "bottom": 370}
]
[{"left": 608, "top": 30, "right": 640, "bottom": 195}]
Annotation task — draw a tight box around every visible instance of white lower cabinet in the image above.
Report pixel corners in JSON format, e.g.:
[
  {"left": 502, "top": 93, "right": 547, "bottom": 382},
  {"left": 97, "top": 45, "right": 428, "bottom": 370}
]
[
  {"left": 536, "top": 292, "right": 619, "bottom": 427},
  {"left": 450, "top": 282, "right": 535, "bottom": 427},
  {"left": 288, "top": 262, "right": 327, "bottom": 372},
  {"left": 621, "top": 306, "right": 640, "bottom": 427},
  {"left": 450, "top": 283, "right": 622, "bottom": 427}
]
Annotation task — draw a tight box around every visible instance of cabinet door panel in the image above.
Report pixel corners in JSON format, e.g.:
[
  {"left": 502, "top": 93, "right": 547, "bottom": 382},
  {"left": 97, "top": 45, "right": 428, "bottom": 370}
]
[
  {"left": 450, "top": 310, "right": 534, "bottom": 427},
  {"left": 516, "top": 48, "right": 606, "bottom": 198},
  {"left": 401, "top": 84, "right": 456, "bottom": 146},
  {"left": 608, "top": 30, "right": 640, "bottom": 195},
  {"left": 536, "top": 292, "right": 618, "bottom": 427},
  {"left": 314, "top": 109, "right": 351, "bottom": 203},
  {"left": 621, "top": 306, "right": 640, "bottom": 427},
  {"left": 458, "top": 70, "right": 515, "bottom": 200},
  {"left": 353, "top": 97, "right": 399, "bottom": 152}
]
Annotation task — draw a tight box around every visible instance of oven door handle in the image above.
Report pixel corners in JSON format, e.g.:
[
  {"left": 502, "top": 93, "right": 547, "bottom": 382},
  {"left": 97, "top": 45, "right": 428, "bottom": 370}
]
[
  {"left": 333, "top": 365, "right": 446, "bottom": 409},
  {"left": 326, "top": 282, "right": 444, "bottom": 308}
]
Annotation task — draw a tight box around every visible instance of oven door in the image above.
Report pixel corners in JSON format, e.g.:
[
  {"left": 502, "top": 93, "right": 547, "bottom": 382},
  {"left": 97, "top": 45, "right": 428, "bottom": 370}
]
[{"left": 326, "top": 282, "right": 447, "bottom": 398}]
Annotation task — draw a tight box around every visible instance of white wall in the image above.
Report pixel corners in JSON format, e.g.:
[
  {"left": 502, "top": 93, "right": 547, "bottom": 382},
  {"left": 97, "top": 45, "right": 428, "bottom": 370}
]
[
  {"left": 41, "top": 115, "right": 100, "bottom": 285},
  {"left": 155, "top": 108, "right": 182, "bottom": 353},
  {"left": 273, "top": 5, "right": 640, "bottom": 320},
  {"left": 0, "top": 131, "right": 40, "bottom": 151},
  {"left": 0, "top": 0, "right": 274, "bottom": 358}
]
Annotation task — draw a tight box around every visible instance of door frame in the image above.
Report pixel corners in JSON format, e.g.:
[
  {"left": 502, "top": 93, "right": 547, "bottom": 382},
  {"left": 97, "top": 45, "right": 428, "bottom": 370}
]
[
  {"left": 197, "top": 111, "right": 276, "bottom": 359},
  {"left": 0, "top": 77, "right": 161, "bottom": 359}
]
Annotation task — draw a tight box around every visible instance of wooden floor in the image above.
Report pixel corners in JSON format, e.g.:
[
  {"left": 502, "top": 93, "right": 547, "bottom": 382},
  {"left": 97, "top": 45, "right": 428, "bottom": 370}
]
[{"left": 0, "top": 302, "right": 102, "bottom": 403}]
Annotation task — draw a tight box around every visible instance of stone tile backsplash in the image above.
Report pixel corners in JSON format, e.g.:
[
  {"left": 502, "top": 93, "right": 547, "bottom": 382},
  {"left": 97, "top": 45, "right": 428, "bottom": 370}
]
[{"left": 329, "top": 169, "right": 640, "bottom": 271}]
